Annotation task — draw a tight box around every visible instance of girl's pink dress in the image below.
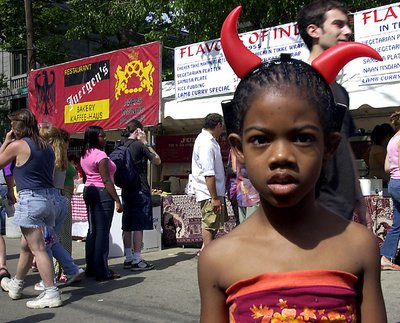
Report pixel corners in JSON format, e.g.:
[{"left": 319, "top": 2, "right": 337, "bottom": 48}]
[{"left": 226, "top": 270, "right": 357, "bottom": 322}]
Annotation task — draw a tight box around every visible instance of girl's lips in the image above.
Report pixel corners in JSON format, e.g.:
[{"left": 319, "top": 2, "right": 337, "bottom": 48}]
[
  {"left": 268, "top": 183, "right": 298, "bottom": 195},
  {"left": 268, "top": 173, "right": 297, "bottom": 184},
  {"left": 268, "top": 173, "right": 298, "bottom": 195}
]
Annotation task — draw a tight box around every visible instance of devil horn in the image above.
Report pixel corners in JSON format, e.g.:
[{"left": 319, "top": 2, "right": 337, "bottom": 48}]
[
  {"left": 312, "top": 42, "right": 383, "bottom": 84},
  {"left": 221, "top": 6, "right": 262, "bottom": 79}
]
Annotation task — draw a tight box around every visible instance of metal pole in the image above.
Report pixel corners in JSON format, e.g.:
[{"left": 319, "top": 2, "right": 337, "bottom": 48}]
[{"left": 24, "top": 0, "right": 35, "bottom": 72}]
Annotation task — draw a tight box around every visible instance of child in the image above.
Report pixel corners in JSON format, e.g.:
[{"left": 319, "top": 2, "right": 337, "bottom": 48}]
[{"left": 198, "top": 6, "right": 387, "bottom": 322}]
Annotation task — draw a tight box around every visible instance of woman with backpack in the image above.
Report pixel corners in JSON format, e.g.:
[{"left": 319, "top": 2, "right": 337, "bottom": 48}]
[{"left": 80, "top": 126, "right": 122, "bottom": 281}]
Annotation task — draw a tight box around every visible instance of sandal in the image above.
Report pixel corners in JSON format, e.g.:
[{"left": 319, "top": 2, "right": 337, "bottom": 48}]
[
  {"left": 0, "top": 267, "right": 11, "bottom": 280},
  {"left": 381, "top": 263, "right": 400, "bottom": 271}
]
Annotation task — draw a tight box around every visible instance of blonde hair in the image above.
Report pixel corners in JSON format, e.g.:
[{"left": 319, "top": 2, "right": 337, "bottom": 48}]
[
  {"left": 39, "top": 126, "right": 69, "bottom": 171},
  {"left": 390, "top": 111, "right": 400, "bottom": 132}
]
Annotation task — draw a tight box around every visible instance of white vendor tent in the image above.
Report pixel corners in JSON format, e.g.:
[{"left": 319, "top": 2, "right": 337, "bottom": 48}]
[{"left": 162, "top": 80, "right": 232, "bottom": 135}]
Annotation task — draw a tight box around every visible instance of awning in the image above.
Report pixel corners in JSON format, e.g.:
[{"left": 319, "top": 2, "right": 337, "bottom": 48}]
[
  {"left": 163, "top": 93, "right": 233, "bottom": 120},
  {"left": 341, "top": 62, "right": 399, "bottom": 110}
]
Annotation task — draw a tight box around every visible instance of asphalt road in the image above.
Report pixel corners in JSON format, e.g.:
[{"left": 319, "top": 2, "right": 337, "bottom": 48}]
[{"left": 0, "top": 237, "right": 399, "bottom": 323}]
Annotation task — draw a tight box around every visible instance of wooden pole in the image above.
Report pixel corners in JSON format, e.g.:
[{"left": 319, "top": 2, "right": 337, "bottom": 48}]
[{"left": 24, "top": 0, "right": 35, "bottom": 72}]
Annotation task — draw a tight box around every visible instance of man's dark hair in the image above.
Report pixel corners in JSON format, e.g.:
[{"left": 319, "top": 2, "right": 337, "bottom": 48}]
[
  {"left": 121, "top": 118, "right": 144, "bottom": 138},
  {"left": 297, "top": 0, "right": 348, "bottom": 50},
  {"left": 203, "top": 113, "right": 223, "bottom": 130}
]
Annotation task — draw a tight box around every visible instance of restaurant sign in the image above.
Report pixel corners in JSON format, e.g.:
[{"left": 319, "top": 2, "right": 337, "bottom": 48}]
[{"left": 28, "top": 42, "right": 161, "bottom": 132}]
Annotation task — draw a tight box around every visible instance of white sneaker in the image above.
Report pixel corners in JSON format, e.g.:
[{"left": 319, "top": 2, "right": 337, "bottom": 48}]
[
  {"left": 66, "top": 268, "right": 84, "bottom": 286},
  {"left": 34, "top": 280, "right": 45, "bottom": 291},
  {"left": 1, "top": 277, "right": 24, "bottom": 300},
  {"left": 26, "top": 289, "right": 63, "bottom": 309}
]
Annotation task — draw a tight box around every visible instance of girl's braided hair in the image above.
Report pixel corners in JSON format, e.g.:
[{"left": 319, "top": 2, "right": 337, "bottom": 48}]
[{"left": 231, "top": 55, "right": 340, "bottom": 141}]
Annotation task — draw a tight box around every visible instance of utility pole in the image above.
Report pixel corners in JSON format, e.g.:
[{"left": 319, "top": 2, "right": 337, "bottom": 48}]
[{"left": 24, "top": 0, "right": 35, "bottom": 72}]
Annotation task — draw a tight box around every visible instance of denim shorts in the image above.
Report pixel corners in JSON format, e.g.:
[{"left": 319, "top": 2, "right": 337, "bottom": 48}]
[
  {"left": 121, "top": 190, "right": 153, "bottom": 231},
  {"left": 13, "top": 188, "right": 57, "bottom": 229}
]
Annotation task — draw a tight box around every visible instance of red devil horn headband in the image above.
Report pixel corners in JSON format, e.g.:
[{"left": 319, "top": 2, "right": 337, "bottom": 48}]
[
  {"left": 220, "top": 6, "right": 261, "bottom": 79},
  {"left": 220, "top": 5, "right": 383, "bottom": 83},
  {"left": 312, "top": 43, "right": 382, "bottom": 84}
]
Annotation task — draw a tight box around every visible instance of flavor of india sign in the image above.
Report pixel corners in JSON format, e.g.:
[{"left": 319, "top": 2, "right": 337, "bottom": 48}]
[
  {"left": 354, "top": 3, "right": 400, "bottom": 86},
  {"left": 174, "top": 22, "right": 309, "bottom": 101},
  {"left": 28, "top": 42, "right": 161, "bottom": 132}
]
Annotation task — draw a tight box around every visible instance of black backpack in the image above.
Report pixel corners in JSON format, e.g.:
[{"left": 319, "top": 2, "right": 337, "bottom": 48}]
[{"left": 109, "top": 141, "right": 140, "bottom": 189}]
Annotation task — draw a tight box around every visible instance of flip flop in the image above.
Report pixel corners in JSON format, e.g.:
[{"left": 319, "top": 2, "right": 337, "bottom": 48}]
[
  {"left": 0, "top": 267, "right": 11, "bottom": 280},
  {"left": 381, "top": 263, "right": 400, "bottom": 271}
]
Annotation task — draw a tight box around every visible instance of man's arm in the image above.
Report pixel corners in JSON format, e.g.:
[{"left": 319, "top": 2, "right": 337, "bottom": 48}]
[
  {"left": 146, "top": 145, "right": 161, "bottom": 166},
  {"left": 205, "top": 175, "right": 222, "bottom": 214}
]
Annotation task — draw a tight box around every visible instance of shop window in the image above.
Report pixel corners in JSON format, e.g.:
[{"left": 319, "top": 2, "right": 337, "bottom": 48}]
[
  {"left": 12, "top": 52, "right": 28, "bottom": 76},
  {"left": 10, "top": 97, "right": 27, "bottom": 112}
]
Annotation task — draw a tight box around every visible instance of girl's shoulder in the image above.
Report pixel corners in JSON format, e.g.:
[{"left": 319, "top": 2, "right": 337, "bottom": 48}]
[
  {"left": 343, "top": 221, "right": 378, "bottom": 249},
  {"left": 330, "top": 220, "right": 380, "bottom": 272}
]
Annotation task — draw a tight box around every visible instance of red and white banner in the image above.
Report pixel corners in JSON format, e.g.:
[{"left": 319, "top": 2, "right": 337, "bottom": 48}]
[
  {"left": 354, "top": 3, "right": 400, "bottom": 86},
  {"left": 28, "top": 42, "right": 161, "bottom": 132},
  {"left": 174, "top": 23, "right": 309, "bottom": 101}
]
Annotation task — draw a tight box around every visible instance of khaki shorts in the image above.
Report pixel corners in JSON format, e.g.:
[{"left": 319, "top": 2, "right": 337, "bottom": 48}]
[{"left": 200, "top": 197, "right": 228, "bottom": 231}]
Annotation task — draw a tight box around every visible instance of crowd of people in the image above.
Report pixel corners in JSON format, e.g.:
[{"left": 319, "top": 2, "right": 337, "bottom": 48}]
[{"left": 0, "top": 111, "right": 161, "bottom": 308}]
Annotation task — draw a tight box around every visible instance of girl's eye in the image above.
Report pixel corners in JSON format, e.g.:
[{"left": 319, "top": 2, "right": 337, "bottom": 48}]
[
  {"left": 295, "top": 133, "right": 315, "bottom": 143},
  {"left": 249, "top": 135, "right": 268, "bottom": 145}
]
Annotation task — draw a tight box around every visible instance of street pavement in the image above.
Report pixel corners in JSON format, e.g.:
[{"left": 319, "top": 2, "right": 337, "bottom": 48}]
[{"left": 0, "top": 236, "right": 399, "bottom": 323}]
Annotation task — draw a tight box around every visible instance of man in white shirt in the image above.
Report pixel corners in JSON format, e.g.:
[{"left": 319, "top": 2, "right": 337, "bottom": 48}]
[{"left": 191, "top": 113, "right": 226, "bottom": 253}]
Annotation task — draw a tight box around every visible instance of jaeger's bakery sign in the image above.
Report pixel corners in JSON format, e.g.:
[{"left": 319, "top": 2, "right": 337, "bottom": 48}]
[{"left": 28, "top": 42, "right": 161, "bottom": 132}]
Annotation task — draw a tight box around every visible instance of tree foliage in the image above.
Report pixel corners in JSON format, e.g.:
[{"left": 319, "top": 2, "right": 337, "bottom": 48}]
[{"left": 0, "top": 0, "right": 394, "bottom": 79}]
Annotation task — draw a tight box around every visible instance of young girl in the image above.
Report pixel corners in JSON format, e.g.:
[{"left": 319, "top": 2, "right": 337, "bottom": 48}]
[
  {"left": 80, "top": 126, "right": 122, "bottom": 280},
  {"left": 198, "top": 7, "right": 386, "bottom": 322}
]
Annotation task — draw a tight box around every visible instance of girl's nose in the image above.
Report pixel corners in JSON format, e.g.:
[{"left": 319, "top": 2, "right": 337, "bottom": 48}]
[{"left": 268, "top": 140, "right": 296, "bottom": 169}]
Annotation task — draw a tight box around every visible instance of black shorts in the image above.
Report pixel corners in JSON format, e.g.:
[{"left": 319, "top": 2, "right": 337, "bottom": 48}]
[{"left": 121, "top": 191, "right": 153, "bottom": 231}]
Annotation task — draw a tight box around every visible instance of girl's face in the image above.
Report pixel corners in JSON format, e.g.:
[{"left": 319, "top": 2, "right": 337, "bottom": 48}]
[
  {"left": 233, "top": 87, "right": 326, "bottom": 208},
  {"left": 98, "top": 131, "right": 106, "bottom": 147}
]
